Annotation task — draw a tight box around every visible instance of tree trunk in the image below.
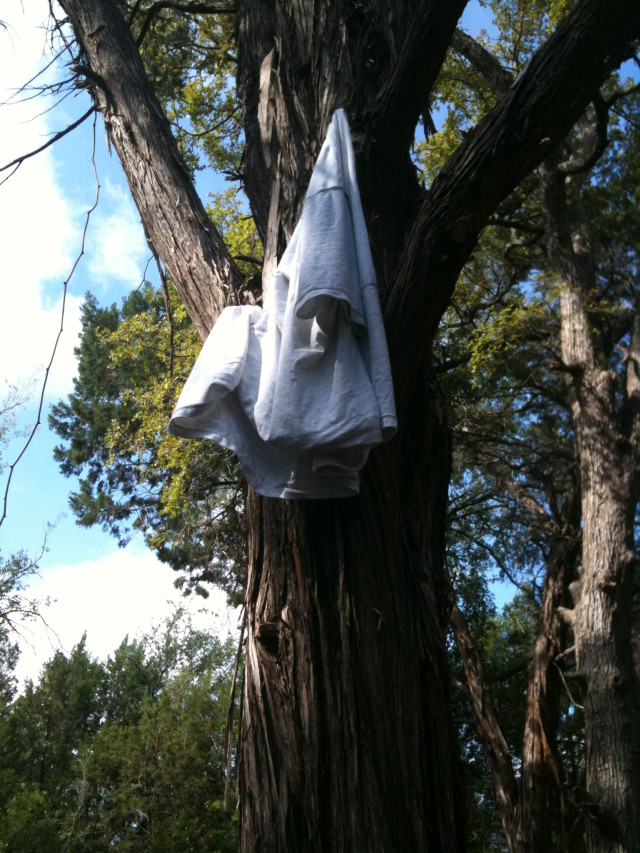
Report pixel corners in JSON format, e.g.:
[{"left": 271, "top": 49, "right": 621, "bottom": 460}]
[
  {"left": 518, "top": 485, "right": 581, "bottom": 852},
  {"left": 235, "top": 4, "right": 469, "bottom": 847},
  {"left": 450, "top": 603, "right": 522, "bottom": 851},
  {"left": 240, "top": 409, "right": 463, "bottom": 850},
  {"left": 541, "top": 160, "right": 640, "bottom": 853},
  {"left": 58, "top": 0, "right": 640, "bottom": 849}
]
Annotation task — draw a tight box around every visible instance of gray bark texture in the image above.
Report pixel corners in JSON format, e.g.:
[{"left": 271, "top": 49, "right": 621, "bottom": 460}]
[
  {"left": 58, "top": 0, "right": 640, "bottom": 849},
  {"left": 541, "top": 158, "right": 640, "bottom": 853}
]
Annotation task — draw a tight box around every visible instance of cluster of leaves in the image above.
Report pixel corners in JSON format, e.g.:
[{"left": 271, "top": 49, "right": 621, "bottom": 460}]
[
  {"left": 49, "top": 282, "right": 245, "bottom": 604},
  {"left": 0, "top": 609, "right": 240, "bottom": 852},
  {"left": 50, "top": 190, "right": 261, "bottom": 604}
]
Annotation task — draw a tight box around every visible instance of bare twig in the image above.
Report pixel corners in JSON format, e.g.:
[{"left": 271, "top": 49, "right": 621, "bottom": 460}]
[
  {"left": 0, "top": 114, "right": 101, "bottom": 529},
  {"left": 0, "top": 106, "right": 95, "bottom": 184}
]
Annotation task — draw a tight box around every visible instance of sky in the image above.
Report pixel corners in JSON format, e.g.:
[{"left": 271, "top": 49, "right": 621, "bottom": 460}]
[{"left": 0, "top": 0, "right": 236, "bottom": 689}]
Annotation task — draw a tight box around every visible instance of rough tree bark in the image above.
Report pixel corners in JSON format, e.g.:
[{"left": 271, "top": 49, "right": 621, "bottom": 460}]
[
  {"left": 540, "top": 156, "right": 640, "bottom": 852},
  {"left": 517, "top": 480, "right": 581, "bottom": 851},
  {"left": 58, "top": 0, "right": 640, "bottom": 849}
]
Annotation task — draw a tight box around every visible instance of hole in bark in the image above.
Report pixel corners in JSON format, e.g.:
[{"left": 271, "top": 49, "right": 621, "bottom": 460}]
[{"left": 255, "top": 620, "right": 280, "bottom": 657}]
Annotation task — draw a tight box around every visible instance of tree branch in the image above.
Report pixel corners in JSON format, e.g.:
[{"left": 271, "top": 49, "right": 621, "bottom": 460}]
[
  {"left": 59, "top": 0, "right": 244, "bottom": 339},
  {"left": 451, "top": 28, "right": 512, "bottom": 94},
  {"left": 386, "top": 0, "right": 640, "bottom": 389},
  {"left": 1, "top": 115, "right": 101, "bottom": 529},
  {"left": 135, "top": 0, "right": 235, "bottom": 48},
  {"left": 557, "top": 93, "right": 609, "bottom": 175},
  {"left": 449, "top": 603, "right": 519, "bottom": 837},
  {"left": 368, "top": 1, "right": 468, "bottom": 163},
  {"left": 486, "top": 657, "right": 530, "bottom": 684},
  {"left": 0, "top": 107, "right": 95, "bottom": 184}
]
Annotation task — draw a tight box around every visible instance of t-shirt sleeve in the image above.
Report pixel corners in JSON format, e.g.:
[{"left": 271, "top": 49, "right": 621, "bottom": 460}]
[
  {"left": 293, "top": 187, "right": 366, "bottom": 329},
  {"left": 168, "top": 306, "right": 260, "bottom": 436}
]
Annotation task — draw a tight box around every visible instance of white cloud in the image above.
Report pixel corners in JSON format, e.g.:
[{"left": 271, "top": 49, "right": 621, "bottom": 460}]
[
  {"left": 0, "top": 3, "right": 150, "bottom": 403},
  {"left": 0, "top": 3, "right": 82, "bottom": 400},
  {"left": 14, "top": 546, "right": 239, "bottom": 688},
  {"left": 87, "top": 180, "right": 149, "bottom": 288}
]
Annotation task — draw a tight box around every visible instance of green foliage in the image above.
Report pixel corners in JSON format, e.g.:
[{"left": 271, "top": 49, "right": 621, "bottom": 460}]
[
  {"left": 49, "top": 285, "right": 245, "bottom": 603},
  {"left": 126, "top": 2, "right": 241, "bottom": 175},
  {"left": 0, "top": 550, "right": 47, "bottom": 706},
  {"left": 50, "top": 192, "right": 262, "bottom": 605},
  {"left": 207, "top": 188, "right": 263, "bottom": 275},
  {"left": 0, "top": 610, "right": 240, "bottom": 851}
]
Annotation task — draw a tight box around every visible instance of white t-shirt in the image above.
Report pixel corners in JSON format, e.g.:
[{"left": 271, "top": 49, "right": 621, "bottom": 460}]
[{"left": 169, "top": 109, "right": 397, "bottom": 498}]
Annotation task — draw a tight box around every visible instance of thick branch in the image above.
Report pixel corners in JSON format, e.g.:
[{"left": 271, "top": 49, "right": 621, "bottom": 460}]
[
  {"left": 369, "top": 2, "right": 468, "bottom": 160},
  {"left": 236, "top": 0, "right": 469, "bottom": 248},
  {"left": 451, "top": 28, "right": 512, "bottom": 94},
  {"left": 134, "top": 1, "right": 235, "bottom": 48},
  {"left": 449, "top": 603, "right": 520, "bottom": 841},
  {"left": 557, "top": 94, "right": 609, "bottom": 175},
  {"left": 387, "top": 0, "right": 640, "bottom": 389},
  {"left": 59, "top": 0, "right": 243, "bottom": 340},
  {"left": 137, "top": 0, "right": 234, "bottom": 13}
]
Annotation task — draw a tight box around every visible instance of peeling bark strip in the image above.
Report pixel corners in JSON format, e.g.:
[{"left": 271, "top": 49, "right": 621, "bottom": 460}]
[
  {"left": 58, "top": 0, "right": 640, "bottom": 850},
  {"left": 59, "top": 0, "right": 244, "bottom": 342}
]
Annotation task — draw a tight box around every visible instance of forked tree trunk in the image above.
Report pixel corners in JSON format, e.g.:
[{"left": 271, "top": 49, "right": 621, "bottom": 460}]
[
  {"left": 59, "top": 0, "right": 640, "bottom": 849},
  {"left": 235, "top": 5, "right": 468, "bottom": 847},
  {"left": 541, "top": 160, "right": 640, "bottom": 853}
]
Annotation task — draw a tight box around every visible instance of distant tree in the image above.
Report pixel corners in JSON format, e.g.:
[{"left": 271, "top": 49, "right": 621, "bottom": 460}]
[
  {"left": 427, "top": 7, "right": 640, "bottom": 848},
  {"left": 0, "top": 611, "right": 239, "bottom": 851}
]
